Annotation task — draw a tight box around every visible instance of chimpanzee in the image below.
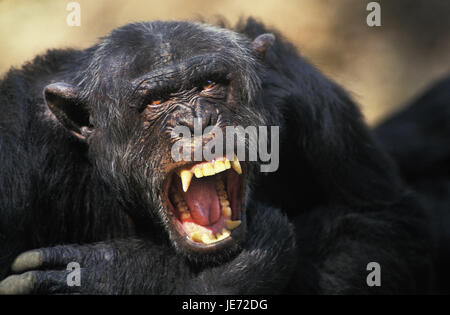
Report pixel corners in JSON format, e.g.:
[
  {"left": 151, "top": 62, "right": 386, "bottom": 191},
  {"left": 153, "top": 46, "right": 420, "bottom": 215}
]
[{"left": 0, "top": 18, "right": 433, "bottom": 294}]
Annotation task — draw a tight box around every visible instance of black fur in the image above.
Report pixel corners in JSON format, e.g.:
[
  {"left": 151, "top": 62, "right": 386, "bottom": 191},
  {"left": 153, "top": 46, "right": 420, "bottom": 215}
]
[
  {"left": 375, "top": 76, "right": 450, "bottom": 294},
  {"left": 0, "top": 18, "right": 434, "bottom": 294}
]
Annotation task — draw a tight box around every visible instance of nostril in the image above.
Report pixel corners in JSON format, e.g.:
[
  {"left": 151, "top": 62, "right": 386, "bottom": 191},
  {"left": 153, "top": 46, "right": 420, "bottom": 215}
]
[{"left": 177, "top": 107, "right": 219, "bottom": 132}]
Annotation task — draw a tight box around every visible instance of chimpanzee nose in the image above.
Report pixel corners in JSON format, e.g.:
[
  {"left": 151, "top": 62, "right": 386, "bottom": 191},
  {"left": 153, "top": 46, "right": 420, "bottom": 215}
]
[{"left": 178, "top": 107, "right": 218, "bottom": 132}]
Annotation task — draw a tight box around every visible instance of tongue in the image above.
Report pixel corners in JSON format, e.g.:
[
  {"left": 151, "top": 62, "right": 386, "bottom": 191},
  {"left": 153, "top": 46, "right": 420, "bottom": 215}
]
[{"left": 180, "top": 176, "right": 221, "bottom": 226}]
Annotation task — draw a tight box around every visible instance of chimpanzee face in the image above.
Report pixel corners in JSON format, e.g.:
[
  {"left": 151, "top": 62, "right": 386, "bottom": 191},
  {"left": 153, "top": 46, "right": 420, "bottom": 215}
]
[
  {"left": 44, "top": 21, "right": 274, "bottom": 260},
  {"left": 138, "top": 75, "right": 250, "bottom": 257}
]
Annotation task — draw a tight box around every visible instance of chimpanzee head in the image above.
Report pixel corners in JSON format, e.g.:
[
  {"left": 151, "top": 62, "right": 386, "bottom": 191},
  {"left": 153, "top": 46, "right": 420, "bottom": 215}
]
[{"left": 43, "top": 21, "right": 275, "bottom": 262}]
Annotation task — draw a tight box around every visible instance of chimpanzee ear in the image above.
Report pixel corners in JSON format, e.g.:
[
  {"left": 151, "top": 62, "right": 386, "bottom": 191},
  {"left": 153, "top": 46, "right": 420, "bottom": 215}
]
[
  {"left": 44, "top": 82, "right": 91, "bottom": 141},
  {"left": 251, "top": 33, "right": 276, "bottom": 59}
]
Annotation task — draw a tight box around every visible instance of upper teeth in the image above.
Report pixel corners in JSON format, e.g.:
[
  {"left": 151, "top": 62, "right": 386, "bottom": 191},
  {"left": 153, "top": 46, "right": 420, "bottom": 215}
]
[
  {"left": 177, "top": 154, "right": 242, "bottom": 192},
  {"left": 179, "top": 170, "right": 193, "bottom": 193},
  {"left": 231, "top": 154, "right": 242, "bottom": 175}
]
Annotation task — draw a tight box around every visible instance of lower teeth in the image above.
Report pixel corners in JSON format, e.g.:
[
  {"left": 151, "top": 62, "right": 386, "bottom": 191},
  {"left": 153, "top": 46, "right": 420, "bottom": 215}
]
[
  {"left": 190, "top": 227, "right": 233, "bottom": 244},
  {"left": 172, "top": 176, "right": 237, "bottom": 244}
]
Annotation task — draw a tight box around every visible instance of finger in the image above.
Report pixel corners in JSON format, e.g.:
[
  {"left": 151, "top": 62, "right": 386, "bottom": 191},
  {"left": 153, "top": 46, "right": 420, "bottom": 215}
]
[
  {"left": 0, "top": 272, "right": 34, "bottom": 295},
  {"left": 11, "top": 246, "right": 84, "bottom": 273},
  {"left": 0, "top": 270, "right": 82, "bottom": 295},
  {"left": 11, "top": 251, "right": 43, "bottom": 273}
]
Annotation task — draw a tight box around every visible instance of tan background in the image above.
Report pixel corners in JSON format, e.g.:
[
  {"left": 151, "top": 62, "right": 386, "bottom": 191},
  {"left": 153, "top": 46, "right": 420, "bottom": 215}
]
[{"left": 1, "top": 0, "right": 449, "bottom": 125}]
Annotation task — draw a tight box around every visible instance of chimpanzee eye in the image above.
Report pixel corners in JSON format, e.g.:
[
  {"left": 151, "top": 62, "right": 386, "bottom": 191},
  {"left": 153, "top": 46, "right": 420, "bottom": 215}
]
[
  {"left": 146, "top": 96, "right": 167, "bottom": 108},
  {"left": 202, "top": 80, "right": 216, "bottom": 90}
]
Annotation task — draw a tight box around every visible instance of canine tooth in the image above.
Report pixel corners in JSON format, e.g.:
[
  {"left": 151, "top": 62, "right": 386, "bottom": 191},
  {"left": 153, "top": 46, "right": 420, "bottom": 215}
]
[
  {"left": 194, "top": 167, "right": 203, "bottom": 178},
  {"left": 225, "top": 219, "right": 241, "bottom": 230},
  {"left": 178, "top": 170, "right": 193, "bottom": 192},
  {"left": 224, "top": 159, "right": 231, "bottom": 169},
  {"left": 213, "top": 161, "right": 226, "bottom": 174},
  {"left": 203, "top": 163, "right": 215, "bottom": 176},
  {"left": 222, "top": 206, "right": 232, "bottom": 217},
  {"left": 231, "top": 155, "right": 242, "bottom": 175},
  {"left": 180, "top": 212, "right": 191, "bottom": 221}
]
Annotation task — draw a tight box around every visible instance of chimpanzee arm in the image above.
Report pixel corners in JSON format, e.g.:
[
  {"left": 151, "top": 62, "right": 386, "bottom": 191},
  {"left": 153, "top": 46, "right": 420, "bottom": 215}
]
[{"left": 0, "top": 202, "right": 296, "bottom": 294}]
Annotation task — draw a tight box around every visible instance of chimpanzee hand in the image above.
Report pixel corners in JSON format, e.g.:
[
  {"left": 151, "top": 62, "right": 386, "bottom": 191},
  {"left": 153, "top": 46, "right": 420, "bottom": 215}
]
[
  {"left": 0, "top": 242, "right": 129, "bottom": 294},
  {"left": 0, "top": 202, "right": 296, "bottom": 294}
]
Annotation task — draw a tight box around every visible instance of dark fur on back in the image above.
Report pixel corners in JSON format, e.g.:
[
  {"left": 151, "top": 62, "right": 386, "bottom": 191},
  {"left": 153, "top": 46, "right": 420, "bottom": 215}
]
[{"left": 376, "top": 76, "right": 450, "bottom": 294}]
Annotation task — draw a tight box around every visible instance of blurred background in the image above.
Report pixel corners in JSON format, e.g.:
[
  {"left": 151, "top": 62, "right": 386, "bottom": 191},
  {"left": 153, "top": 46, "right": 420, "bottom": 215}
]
[{"left": 1, "top": 0, "right": 449, "bottom": 125}]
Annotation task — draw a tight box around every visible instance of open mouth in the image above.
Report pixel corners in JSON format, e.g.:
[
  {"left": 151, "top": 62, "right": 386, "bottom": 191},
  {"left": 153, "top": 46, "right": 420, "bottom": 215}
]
[{"left": 165, "top": 155, "right": 245, "bottom": 249}]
